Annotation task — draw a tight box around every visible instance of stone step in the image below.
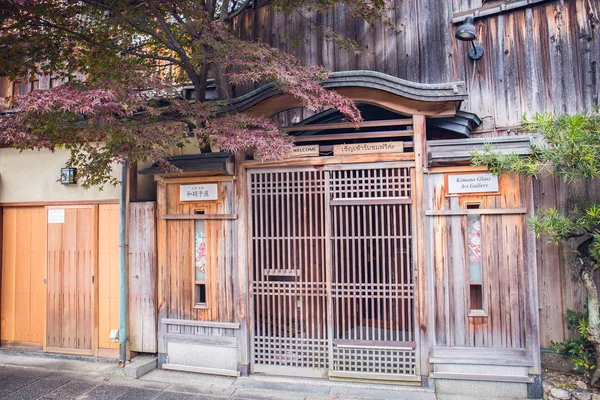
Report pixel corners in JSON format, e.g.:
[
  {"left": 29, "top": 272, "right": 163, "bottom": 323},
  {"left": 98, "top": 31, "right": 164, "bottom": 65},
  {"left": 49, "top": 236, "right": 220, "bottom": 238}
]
[
  {"left": 233, "top": 375, "right": 436, "bottom": 400},
  {"left": 124, "top": 355, "right": 158, "bottom": 379}
]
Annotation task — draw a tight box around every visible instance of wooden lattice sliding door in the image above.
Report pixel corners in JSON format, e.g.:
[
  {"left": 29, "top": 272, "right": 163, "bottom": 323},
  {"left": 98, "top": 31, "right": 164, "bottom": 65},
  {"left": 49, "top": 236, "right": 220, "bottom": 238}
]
[
  {"left": 250, "top": 169, "right": 328, "bottom": 377},
  {"left": 327, "top": 166, "right": 417, "bottom": 380},
  {"left": 249, "top": 164, "right": 417, "bottom": 381}
]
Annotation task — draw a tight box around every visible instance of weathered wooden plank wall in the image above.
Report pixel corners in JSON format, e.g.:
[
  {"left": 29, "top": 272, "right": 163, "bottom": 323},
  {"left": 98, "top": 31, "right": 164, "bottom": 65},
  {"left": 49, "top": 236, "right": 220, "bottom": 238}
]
[
  {"left": 238, "top": 0, "right": 600, "bottom": 348},
  {"left": 128, "top": 202, "right": 158, "bottom": 353}
]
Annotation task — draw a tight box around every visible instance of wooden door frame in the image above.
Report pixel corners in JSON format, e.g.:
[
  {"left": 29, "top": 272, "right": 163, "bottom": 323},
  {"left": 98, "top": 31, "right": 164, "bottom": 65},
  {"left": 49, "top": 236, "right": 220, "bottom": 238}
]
[{"left": 43, "top": 205, "right": 99, "bottom": 356}]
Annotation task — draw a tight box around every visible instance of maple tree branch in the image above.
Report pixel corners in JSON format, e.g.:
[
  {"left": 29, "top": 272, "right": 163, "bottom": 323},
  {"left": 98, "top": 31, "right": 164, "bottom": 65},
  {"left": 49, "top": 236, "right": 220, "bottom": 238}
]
[
  {"left": 30, "top": 18, "right": 183, "bottom": 65},
  {"left": 226, "top": 0, "right": 253, "bottom": 21}
]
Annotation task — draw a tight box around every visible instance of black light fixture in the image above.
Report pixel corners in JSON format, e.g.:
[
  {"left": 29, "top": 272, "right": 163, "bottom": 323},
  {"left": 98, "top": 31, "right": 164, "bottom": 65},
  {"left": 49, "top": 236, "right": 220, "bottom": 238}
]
[
  {"left": 60, "top": 168, "right": 77, "bottom": 184},
  {"left": 455, "top": 16, "right": 484, "bottom": 61}
]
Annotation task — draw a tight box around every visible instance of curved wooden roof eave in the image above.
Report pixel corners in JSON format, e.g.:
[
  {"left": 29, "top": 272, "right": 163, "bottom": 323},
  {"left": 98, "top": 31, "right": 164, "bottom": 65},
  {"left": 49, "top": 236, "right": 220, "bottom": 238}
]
[{"left": 219, "top": 70, "right": 468, "bottom": 118}]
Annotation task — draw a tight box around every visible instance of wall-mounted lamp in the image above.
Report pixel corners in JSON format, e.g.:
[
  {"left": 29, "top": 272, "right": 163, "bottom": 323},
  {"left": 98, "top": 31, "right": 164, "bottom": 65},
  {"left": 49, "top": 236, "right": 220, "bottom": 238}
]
[
  {"left": 455, "top": 16, "right": 484, "bottom": 61},
  {"left": 60, "top": 168, "right": 77, "bottom": 184}
]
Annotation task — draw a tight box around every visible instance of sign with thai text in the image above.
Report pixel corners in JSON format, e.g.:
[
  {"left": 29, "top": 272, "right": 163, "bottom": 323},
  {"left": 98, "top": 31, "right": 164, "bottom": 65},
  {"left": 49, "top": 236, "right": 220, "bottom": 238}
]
[
  {"left": 289, "top": 145, "right": 319, "bottom": 158},
  {"left": 333, "top": 142, "right": 403, "bottom": 156},
  {"left": 180, "top": 184, "right": 218, "bottom": 201},
  {"left": 48, "top": 209, "right": 65, "bottom": 224},
  {"left": 447, "top": 173, "right": 499, "bottom": 194}
]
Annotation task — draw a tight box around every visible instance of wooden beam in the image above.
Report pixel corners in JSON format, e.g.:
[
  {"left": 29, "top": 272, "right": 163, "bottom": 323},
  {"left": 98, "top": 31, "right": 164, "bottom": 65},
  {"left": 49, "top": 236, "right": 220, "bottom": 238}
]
[
  {"left": 430, "top": 372, "right": 534, "bottom": 383},
  {"left": 283, "top": 119, "right": 413, "bottom": 132},
  {"left": 160, "top": 214, "right": 238, "bottom": 220},
  {"left": 293, "top": 130, "right": 413, "bottom": 143},
  {"left": 425, "top": 208, "right": 527, "bottom": 216},
  {"left": 244, "top": 153, "right": 415, "bottom": 168},
  {"left": 162, "top": 318, "right": 240, "bottom": 330}
]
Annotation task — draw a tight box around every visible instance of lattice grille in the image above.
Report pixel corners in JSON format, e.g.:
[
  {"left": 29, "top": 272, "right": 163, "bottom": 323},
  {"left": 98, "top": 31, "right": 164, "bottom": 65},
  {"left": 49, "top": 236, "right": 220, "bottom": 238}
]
[
  {"left": 329, "top": 168, "right": 411, "bottom": 199},
  {"left": 333, "top": 348, "right": 417, "bottom": 375},
  {"left": 250, "top": 169, "right": 328, "bottom": 371},
  {"left": 249, "top": 167, "right": 417, "bottom": 378}
]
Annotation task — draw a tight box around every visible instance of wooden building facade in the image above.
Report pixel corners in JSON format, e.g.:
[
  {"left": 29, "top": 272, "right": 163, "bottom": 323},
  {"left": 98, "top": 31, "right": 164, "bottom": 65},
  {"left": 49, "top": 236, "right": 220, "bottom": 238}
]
[
  {"left": 1, "top": 0, "right": 599, "bottom": 399},
  {"left": 139, "top": 72, "right": 542, "bottom": 398}
]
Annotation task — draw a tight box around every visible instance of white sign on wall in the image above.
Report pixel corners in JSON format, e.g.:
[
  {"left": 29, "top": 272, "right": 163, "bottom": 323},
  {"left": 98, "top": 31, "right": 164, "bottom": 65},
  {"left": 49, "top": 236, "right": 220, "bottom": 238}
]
[
  {"left": 447, "top": 173, "right": 499, "bottom": 194},
  {"left": 180, "top": 184, "right": 218, "bottom": 201},
  {"left": 48, "top": 209, "right": 65, "bottom": 224},
  {"left": 289, "top": 145, "right": 320, "bottom": 158}
]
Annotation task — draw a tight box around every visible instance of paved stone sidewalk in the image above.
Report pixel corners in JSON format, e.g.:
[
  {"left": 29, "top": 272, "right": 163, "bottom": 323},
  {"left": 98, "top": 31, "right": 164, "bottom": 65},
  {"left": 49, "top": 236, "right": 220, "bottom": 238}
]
[{"left": 0, "top": 353, "right": 436, "bottom": 400}]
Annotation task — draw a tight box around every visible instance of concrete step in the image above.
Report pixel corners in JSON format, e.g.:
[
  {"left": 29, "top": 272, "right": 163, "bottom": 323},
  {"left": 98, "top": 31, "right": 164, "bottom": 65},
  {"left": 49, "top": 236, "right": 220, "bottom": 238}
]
[
  {"left": 124, "top": 355, "right": 157, "bottom": 379},
  {"left": 233, "top": 375, "right": 436, "bottom": 400}
]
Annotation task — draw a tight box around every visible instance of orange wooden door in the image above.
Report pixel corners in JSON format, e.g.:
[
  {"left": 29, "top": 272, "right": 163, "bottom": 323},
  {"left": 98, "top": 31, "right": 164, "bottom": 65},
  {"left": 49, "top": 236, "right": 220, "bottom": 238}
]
[
  {"left": 1, "top": 207, "right": 46, "bottom": 347},
  {"left": 45, "top": 206, "right": 97, "bottom": 355}
]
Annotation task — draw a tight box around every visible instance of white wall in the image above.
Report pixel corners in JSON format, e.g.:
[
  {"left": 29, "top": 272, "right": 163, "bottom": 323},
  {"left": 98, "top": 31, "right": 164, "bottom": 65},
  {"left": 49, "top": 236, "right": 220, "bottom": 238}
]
[{"left": 0, "top": 148, "right": 120, "bottom": 203}]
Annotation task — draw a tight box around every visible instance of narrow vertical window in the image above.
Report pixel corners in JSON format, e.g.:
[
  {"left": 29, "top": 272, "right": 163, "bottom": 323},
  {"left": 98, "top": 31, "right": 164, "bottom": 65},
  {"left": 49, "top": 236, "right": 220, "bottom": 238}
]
[
  {"left": 466, "top": 203, "right": 485, "bottom": 314},
  {"left": 194, "top": 211, "right": 207, "bottom": 307}
]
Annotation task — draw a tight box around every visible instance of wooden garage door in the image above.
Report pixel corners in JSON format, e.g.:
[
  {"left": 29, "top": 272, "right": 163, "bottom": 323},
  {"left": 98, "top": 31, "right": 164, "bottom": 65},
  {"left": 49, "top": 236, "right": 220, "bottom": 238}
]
[
  {"left": 1, "top": 207, "right": 46, "bottom": 347},
  {"left": 45, "top": 206, "right": 96, "bottom": 354}
]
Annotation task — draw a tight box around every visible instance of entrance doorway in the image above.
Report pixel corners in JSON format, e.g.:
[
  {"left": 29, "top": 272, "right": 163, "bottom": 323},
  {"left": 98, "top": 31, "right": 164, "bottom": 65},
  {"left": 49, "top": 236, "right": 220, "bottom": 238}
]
[
  {"left": 249, "top": 164, "right": 418, "bottom": 381},
  {"left": 45, "top": 206, "right": 96, "bottom": 355}
]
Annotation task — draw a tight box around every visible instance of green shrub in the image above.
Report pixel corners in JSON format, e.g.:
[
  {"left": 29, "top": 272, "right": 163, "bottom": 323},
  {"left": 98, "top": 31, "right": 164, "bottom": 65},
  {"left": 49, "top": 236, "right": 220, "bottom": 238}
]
[{"left": 551, "top": 309, "right": 597, "bottom": 377}]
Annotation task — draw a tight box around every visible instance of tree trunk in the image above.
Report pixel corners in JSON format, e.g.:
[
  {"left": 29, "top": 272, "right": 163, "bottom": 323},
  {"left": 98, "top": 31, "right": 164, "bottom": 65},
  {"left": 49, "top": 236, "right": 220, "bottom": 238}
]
[{"left": 581, "top": 264, "right": 600, "bottom": 386}]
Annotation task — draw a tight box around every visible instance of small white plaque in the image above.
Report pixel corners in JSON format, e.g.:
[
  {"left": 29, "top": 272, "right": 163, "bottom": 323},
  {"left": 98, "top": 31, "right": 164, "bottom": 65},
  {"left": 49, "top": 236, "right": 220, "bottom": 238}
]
[
  {"left": 48, "top": 209, "right": 65, "bottom": 224},
  {"left": 447, "top": 173, "right": 499, "bottom": 194},
  {"left": 289, "top": 145, "right": 319, "bottom": 158},
  {"left": 180, "top": 184, "right": 218, "bottom": 201}
]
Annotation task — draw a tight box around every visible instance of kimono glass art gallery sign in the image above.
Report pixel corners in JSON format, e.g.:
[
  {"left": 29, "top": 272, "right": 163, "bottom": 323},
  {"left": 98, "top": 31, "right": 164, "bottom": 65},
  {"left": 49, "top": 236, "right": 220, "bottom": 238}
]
[
  {"left": 447, "top": 173, "right": 499, "bottom": 194},
  {"left": 180, "top": 184, "right": 218, "bottom": 201}
]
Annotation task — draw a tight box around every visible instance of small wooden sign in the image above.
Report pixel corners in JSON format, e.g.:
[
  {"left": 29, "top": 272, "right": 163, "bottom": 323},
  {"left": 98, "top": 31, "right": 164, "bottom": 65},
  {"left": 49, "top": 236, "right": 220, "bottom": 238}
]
[
  {"left": 447, "top": 173, "right": 499, "bottom": 194},
  {"left": 48, "top": 209, "right": 65, "bottom": 224},
  {"left": 180, "top": 184, "right": 218, "bottom": 201},
  {"left": 289, "top": 144, "right": 319, "bottom": 158},
  {"left": 333, "top": 142, "right": 403, "bottom": 156}
]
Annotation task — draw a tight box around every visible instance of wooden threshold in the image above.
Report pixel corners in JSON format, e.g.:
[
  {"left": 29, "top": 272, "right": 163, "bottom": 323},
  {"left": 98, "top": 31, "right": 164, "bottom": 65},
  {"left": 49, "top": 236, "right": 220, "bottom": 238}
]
[
  {"left": 44, "top": 347, "right": 94, "bottom": 356},
  {"left": 328, "top": 371, "right": 422, "bottom": 383},
  {"left": 1, "top": 340, "right": 43, "bottom": 350},
  {"left": 283, "top": 119, "right": 413, "bottom": 132},
  {"left": 162, "top": 363, "right": 240, "bottom": 377}
]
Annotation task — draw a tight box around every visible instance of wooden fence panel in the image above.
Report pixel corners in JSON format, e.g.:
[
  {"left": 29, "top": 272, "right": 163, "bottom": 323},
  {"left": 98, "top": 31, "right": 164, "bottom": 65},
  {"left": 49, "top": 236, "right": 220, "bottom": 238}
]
[
  {"left": 128, "top": 202, "right": 157, "bottom": 353},
  {"left": 0, "top": 207, "right": 45, "bottom": 346}
]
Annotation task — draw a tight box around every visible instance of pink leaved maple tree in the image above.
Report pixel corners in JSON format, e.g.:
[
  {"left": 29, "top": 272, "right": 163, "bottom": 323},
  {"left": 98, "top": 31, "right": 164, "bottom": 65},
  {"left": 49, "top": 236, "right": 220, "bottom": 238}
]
[{"left": 0, "top": 0, "right": 392, "bottom": 187}]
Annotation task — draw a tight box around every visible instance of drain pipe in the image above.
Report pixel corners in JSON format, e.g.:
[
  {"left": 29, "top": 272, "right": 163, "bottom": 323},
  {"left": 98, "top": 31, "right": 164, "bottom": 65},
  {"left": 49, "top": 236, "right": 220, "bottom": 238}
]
[{"left": 119, "top": 164, "right": 128, "bottom": 366}]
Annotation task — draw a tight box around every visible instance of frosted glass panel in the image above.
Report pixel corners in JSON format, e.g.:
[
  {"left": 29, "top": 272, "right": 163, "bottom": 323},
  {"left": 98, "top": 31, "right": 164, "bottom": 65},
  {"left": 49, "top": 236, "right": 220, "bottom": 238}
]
[
  {"left": 195, "top": 219, "right": 206, "bottom": 282},
  {"left": 467, "top": 214, "right": 482, "bottom": 283}
]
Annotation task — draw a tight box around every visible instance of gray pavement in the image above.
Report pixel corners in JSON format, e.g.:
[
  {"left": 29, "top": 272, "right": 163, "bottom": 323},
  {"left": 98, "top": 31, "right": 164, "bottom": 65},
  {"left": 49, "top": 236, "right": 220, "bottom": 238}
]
[{"left": 0, "top": 353, "right": 436, "bottom": 400}]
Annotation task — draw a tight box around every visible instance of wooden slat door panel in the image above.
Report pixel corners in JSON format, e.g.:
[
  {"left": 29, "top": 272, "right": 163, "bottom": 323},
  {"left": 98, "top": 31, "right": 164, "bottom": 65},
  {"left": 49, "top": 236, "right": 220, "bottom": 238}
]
[
  {"left": 45, "top": 206, "right": 96, "bottom": 354},
  {"left": 1, "top": 207, "right": 46, "bottom": 346}
]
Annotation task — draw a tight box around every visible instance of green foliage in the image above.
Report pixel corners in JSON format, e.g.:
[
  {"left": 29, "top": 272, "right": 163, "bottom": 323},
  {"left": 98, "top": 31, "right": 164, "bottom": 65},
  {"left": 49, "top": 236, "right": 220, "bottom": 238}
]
[
  {"left": 552, "top": 309, "right": 597, "bottom": 377},
  {"left": 471, "top": 109, "right": 600, "bottom": 183}
]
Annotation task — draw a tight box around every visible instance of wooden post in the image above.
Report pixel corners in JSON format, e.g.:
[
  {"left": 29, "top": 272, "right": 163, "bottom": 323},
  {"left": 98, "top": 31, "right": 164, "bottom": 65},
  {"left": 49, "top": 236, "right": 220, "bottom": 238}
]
[
  {"left": 234, "top": 151, "right": 250, "bottom": 375},
  {"left": 156, "top": 180, "right": 168, "bottom": 367},
  {"left": 413, "top": 114, "right": 430, "bottom": 381},
  {"left": 524, "top": 176, "right": 541, "bottom": 375}
]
